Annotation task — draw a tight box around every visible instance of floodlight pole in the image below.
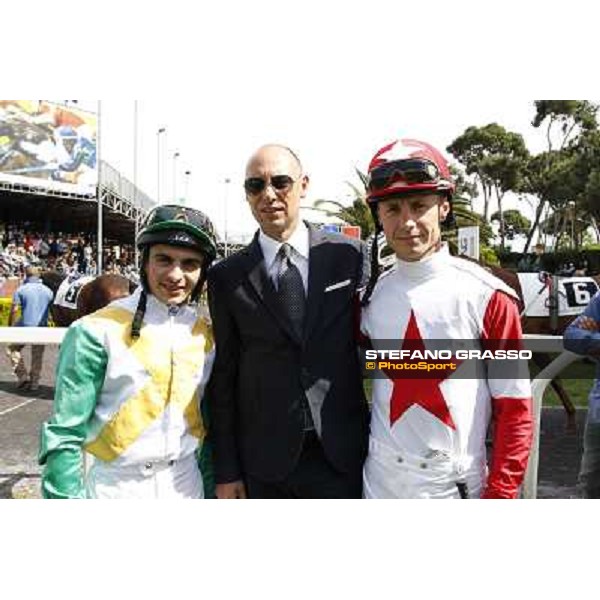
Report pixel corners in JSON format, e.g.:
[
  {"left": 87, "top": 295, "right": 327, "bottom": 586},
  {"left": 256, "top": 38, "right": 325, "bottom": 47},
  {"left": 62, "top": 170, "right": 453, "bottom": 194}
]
[
  {"left": 173, "top": 152, "right": 180, "bottom": 202},
  {"left": 133, "top": 100, "right": 139, "bottom": 270},
  {"left": 183, "top": 170, "right": 191, "bottom": 206},
  {"left": 157, "top": 127, "right": 166, "bottom": 203},
  {"left": 97, "top": 100, "right": 103, "bottom": 274}
]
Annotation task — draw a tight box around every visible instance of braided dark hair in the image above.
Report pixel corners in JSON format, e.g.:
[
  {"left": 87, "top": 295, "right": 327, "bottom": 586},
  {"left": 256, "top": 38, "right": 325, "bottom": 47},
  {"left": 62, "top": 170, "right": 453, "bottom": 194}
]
[{"left": 131, "top": 288, "right": 148, "bottom": 340}]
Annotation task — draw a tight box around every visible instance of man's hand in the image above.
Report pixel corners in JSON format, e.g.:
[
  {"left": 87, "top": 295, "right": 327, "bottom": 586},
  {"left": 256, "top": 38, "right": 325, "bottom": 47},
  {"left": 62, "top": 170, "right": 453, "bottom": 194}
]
[
  {"left": 216, "top": 480, "right": 247, "bottom": 499},
  {"left": 573, "top": 315, "right": 600, "bottom": 358},
  {"left": 575, "top": 315, "right": 600, "bottom": 332}
]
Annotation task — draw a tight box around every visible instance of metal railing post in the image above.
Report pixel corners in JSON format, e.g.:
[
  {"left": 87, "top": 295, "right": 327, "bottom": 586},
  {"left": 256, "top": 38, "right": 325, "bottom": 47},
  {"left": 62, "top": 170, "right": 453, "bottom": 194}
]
[{"left": 521, "top": 348, "right": 582, "bottom": 498}]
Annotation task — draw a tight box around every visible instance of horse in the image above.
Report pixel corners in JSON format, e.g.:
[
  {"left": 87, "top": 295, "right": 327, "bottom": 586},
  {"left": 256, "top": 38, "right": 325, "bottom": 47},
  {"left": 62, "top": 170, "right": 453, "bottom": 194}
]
[
  {"left": 483, "top": 265, "right": 600, "bottom": 430},
  {"left": 484, "top": 267, "right": 600, "bottom": 335},
  {"left": 41, "top": 271, "right": 136, "bottom": 327}
]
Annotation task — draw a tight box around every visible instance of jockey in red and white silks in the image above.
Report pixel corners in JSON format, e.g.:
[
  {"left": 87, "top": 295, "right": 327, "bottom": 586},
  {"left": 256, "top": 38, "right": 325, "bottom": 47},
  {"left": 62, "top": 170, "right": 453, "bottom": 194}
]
[
  {"left": 360, "top": 137, "right": 533, "bottom": 499},
  {"left": 361, "top": 246, "right": 533, "bottom": 498}
]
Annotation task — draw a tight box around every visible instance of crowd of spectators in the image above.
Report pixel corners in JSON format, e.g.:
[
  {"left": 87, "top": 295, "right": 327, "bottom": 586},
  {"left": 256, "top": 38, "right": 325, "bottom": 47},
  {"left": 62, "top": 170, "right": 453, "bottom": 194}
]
[{"left": 0, "top": 226, "right": 139, "bottom": 283}]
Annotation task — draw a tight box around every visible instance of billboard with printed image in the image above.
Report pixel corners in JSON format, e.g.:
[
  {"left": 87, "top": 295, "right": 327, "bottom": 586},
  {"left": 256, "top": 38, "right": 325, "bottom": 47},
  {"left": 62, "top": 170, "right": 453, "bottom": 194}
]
[{"left": 0, "top": 100, "right": 97, "bottom": 194}]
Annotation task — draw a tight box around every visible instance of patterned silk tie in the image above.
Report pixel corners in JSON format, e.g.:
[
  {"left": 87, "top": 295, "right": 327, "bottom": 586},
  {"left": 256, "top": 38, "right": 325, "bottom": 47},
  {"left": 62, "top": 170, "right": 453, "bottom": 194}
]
[
  {"left": 276, "top": 243, "right": 306, "bottom": 337},
  {"left": 276, "top": 243, "right": 314, "bottom": 431}
]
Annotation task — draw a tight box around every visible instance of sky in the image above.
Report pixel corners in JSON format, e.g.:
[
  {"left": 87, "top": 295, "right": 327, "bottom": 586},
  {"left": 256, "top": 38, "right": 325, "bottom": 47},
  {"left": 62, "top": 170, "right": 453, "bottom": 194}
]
[
  {"left": 30, "top": 94, "right": 595, "bottom": 254},
  {"left": 8, "top": 0, "right": 599, "bottom": 249},
  {"left": 95, "top": 97, "right": 554, "bottom": 247}
]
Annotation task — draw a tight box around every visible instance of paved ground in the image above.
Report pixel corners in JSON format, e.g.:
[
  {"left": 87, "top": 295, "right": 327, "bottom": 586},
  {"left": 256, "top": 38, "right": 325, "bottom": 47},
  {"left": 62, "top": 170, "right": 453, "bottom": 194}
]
[
  {"left": 0, "top": 345, "right": 56, "bottom": 499},
  {"left": 537, "top": 408, "right": 586, "bottom": 498},
  {"left": 0, "top": 345, "right": 589, "bottom": 499}
]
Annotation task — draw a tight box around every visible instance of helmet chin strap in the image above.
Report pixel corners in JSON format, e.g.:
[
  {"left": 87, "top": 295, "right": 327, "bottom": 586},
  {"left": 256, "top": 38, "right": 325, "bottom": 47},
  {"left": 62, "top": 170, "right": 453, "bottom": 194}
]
[
  {"left": 430, "top": 205, "right": 445, "bottom": 254},
  {"left": 131, "top": 289, "right": 148, "bottom": 340},
  {"left": 437, "top": 198, "right": 448, "bottom": 223}
]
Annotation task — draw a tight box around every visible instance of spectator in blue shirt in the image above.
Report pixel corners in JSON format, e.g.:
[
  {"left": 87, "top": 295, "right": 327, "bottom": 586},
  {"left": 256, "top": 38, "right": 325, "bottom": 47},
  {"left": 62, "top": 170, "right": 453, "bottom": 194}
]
[
  {"left": 7, "top": 266, "right": 54, "bottom": 391},
  {"left": 564, "top": 291, "right": 600, "bottom": 498}
]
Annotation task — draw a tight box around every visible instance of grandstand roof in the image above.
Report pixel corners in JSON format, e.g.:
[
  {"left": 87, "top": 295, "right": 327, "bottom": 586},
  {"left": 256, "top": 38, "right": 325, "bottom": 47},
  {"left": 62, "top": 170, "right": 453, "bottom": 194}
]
[{"left": 0, "top": 187, "right": 137, "bottom": 244}]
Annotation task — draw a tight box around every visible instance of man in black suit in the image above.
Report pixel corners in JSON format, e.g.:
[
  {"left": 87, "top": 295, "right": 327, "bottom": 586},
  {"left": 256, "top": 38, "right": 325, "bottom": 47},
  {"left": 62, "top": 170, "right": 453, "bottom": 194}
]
[{"left": 207, "top": 144, "right": 369, "bottom": 499}]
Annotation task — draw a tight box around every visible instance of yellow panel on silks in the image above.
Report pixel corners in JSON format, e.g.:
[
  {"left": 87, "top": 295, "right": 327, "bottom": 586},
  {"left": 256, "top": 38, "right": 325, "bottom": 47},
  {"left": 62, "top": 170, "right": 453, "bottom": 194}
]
[{"left": 83, "top": 304, "right": 213, "bottom": 462}]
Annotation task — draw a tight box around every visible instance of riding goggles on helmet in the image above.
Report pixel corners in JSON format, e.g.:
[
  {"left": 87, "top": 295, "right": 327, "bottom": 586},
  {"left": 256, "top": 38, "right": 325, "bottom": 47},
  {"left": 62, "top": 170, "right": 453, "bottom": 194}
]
[
  {"left": 138, "top": 204, "right": 218, "bottom": 260},
  {"left": 367, "top": 158, "right": 442, "bottom": 194},
  {"left": 142, "top": 205, "right": 215, "bottom": 237}
]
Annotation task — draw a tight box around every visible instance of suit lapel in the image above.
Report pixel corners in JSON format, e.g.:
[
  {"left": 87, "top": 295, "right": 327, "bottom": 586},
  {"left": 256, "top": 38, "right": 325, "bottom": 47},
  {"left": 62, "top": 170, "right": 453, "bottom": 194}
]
[
  {"left": 304, "top": 225, "right": 331, "bottom": 342},
  {"left": 244, "top": 233, "right": 301, "bottom": 344}
]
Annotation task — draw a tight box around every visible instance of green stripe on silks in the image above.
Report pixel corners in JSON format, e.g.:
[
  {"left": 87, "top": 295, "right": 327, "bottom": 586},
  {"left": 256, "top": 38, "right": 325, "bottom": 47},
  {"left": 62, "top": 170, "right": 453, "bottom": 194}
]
[{"left": 198, "top": 395, "right": 216, "bottom": 499}]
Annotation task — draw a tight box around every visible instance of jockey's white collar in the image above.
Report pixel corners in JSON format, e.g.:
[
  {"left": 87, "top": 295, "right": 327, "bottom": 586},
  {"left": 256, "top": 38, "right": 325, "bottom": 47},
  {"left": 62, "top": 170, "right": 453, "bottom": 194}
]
[{"left": 394, "top": 243, "right": 450, "bottom": 282}]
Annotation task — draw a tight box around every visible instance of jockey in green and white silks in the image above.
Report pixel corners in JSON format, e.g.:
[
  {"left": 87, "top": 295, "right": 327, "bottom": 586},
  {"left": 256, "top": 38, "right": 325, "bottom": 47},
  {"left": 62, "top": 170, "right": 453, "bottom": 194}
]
[{"left": 39, "top": 204, "right": 219, "bottom": 498}]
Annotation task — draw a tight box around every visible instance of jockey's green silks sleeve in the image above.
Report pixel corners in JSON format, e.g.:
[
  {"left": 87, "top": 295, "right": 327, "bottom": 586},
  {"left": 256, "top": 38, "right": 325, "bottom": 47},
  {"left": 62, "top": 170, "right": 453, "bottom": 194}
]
[
  {"left": 39, "top": 323, "right": 108, "bottom": 499},
  {"left": 198, "top": 395, "right": 215, "bottom": 499}
]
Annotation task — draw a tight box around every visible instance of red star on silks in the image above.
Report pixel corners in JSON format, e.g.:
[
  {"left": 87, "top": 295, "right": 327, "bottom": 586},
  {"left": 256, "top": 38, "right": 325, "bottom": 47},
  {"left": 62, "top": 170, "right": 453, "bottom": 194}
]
[{"left": 381, "top": 310, "right": 460, "bottom": 429}]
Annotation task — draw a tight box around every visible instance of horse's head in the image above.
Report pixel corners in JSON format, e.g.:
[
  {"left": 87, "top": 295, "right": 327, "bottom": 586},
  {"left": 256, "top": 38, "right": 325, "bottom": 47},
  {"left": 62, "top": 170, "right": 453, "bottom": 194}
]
[
  {"left": 42, "top": 272, "right": 135, "bottom": 327},
  {"left": 76, "top": 274, "right": 135, "bottom": 316},
  {"left": 40, "top": 270, "right": 65, "bottom": 297}
]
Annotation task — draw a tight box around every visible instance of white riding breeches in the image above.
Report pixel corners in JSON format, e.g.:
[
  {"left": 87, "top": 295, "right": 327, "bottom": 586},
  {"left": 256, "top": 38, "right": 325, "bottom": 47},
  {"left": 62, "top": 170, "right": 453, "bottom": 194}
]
[
  {"left": 363, "top": 437, "right": 485, "bottom": 499},
  {"left": 85, "top": 453, "right": 204, "bottom": 499}
]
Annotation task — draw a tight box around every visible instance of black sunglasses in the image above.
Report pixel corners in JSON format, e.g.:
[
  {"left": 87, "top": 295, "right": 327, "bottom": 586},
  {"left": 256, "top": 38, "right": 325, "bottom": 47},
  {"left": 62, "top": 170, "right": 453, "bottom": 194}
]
[
  {"left": 244, "top": 175, "right": 298, "bottom": 195},
  {"left": 368, "top": 158, "right": 440, "bottom": 193},
  {"left": 144, "top": 205, "right": 216, "bottom": 237}
]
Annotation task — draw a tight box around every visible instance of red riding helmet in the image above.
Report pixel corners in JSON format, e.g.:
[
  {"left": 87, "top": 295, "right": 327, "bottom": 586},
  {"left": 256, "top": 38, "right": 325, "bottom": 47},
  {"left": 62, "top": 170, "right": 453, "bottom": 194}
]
[
  {"left": 366, "top": 138, "right": 455, "bottom": 203},
  {"left": 361, "top": 138, "right": 455, "bottom": 308}
]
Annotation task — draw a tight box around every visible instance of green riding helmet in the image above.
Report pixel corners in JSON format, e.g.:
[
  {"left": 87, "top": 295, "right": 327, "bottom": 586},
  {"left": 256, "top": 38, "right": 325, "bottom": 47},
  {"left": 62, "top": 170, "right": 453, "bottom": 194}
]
[
  {"left": 137, "top": 204, "right": 218, "bottom": 262},
  {"left": 131, "top": 204, "right": 219, "bottom": 339}
]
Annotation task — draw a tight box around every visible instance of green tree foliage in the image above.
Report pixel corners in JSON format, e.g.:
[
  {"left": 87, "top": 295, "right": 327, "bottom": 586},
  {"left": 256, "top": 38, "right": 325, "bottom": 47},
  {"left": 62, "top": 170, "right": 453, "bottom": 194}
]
[
  {"left": 479, "top": 245, "right": 500, "bottom": 266},
  {"left": 490, "top": 208, "right": 531, "bottom": 240},
  {"left": 312, "top": 168, "right": 374, "bottom": 239},
  {"left": 447, "top": 124, "right": 529, "bottom": 248},
  {"left": 578, "top": 129, "right": 600, "bottom": 224},
  {"left": 450, "top": 163, "right": 478, "bottom": 209},
  {"left": 443, "top": 195, "right": 494, "bottom": 252},
  {"left": 539, "top": 202, "right": 591, "bottom": 249},
  {"left": 443, "top": 163, "right": 493, "bottom": 248},
  {"left": 532, "top": 101, "right": 598, "bottom": 148},
  {"left": 522, "top": 100, "right": 600, "bottom": 254}
]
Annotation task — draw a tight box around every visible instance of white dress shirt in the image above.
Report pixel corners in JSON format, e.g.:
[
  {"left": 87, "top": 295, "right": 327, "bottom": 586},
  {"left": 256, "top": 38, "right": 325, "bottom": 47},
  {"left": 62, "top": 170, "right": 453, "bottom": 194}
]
[{"left": 259, "top": 221, "right": 310, "bottom": 292}]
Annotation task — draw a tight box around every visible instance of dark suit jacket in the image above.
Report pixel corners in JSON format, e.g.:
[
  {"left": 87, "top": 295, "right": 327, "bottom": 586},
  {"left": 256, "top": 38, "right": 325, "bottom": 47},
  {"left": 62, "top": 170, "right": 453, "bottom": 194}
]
[{"left": 206, "top": 224, "right": 370, "bottom": 484}]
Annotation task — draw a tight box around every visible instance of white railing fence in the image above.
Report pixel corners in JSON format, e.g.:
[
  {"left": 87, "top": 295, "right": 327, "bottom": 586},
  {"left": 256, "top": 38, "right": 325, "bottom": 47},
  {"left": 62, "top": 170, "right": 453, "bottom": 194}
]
[
  {"left": 522, "top": 335, "right": 583, "bottom": 498},
  {"left": 0, "top": 329, "right": 584, "bottom": 499},
  {"left": 0, "top": 327, "right": 66, "bottom": 345}
]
